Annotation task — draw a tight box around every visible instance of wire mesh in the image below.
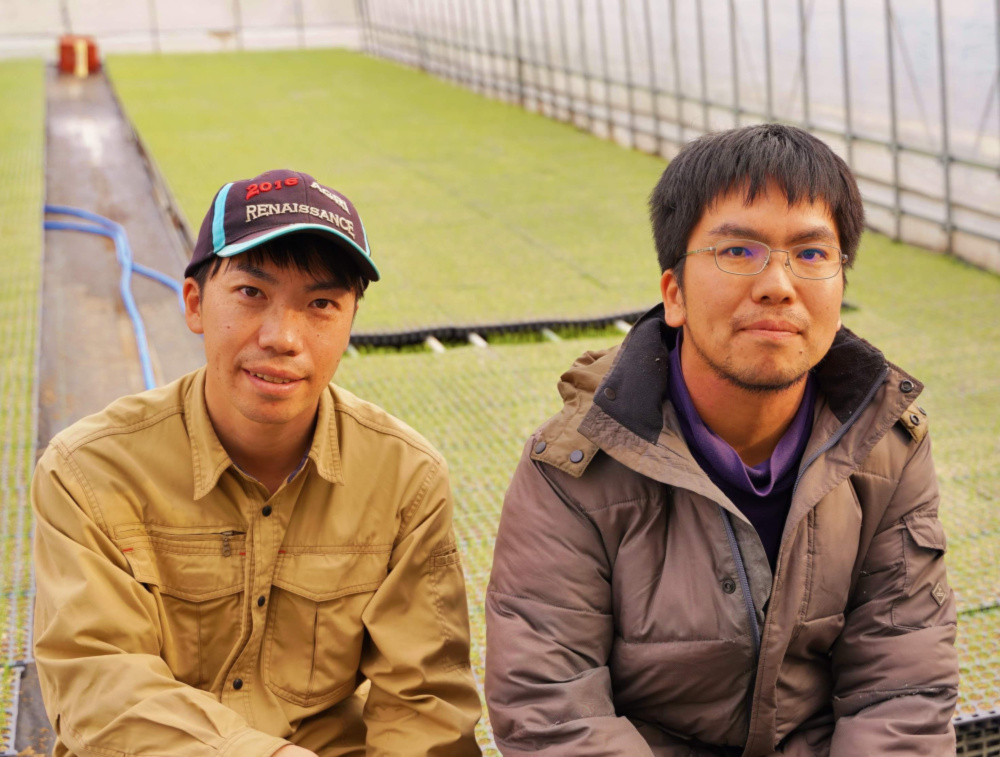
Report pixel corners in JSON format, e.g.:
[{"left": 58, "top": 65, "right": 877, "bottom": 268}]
[
  {"left": 0, "top": 58, "right": 45, "bottom": 753},
  {"left": 336, "top": 334, "right": 622, "bottom": 754}
]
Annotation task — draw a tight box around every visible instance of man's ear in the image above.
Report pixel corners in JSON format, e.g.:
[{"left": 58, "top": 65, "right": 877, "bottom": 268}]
[
  {"left": 661, "top": 269, "right": 686, "bottom": 328},
  {"left": 183, "top": 278, "right": 205, "bottom": 335}
]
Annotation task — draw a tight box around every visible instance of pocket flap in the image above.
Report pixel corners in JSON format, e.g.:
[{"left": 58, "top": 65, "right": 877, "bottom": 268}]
[
  {"left": 273, "top": 549, "right": 389, "bottom": 602},
  {"left": 903, "top": 513, "right": 947, "bottom": 553},
  {"left": 122, "top": 547, "right": 244, "bottom": 601}
]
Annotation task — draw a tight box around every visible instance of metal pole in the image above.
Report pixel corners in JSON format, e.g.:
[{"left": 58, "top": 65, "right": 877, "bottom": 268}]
[
  {"left": 368, "top": 0, "right": 380, "bottom": 59},
  {"left": 435, "top": 0, "right": 451, "bottom": 81},
  {"left": 148, "top": 0, "right": 160, "bottom": 54},
  {"left": 495, "top": 0, "right": 515, "bottom": 102},
  {"left": 557, "top": 0, "right": 576, "bottom": 122},
  {"left": 729, "top": 0, "right": 740, "bottom": 127},
  {"left": 456, "top": 0, "right": 473, "bottom": 89},
  {"left": 466, "top": 0, "right": 484, "bottom": 90},
  {"left": 415, "top": 0, "right": 429, "bottom": 72},
  {"left": 60, "top": 0, "right": 72, "bottom": 34},
  {"left": 620, "top": 0, "right": 637, "bottom": 146},
  {"left": 513, "top": 0, "right": 525, "bottom": 107},
  {"left": 763, "top": 0, "right": 773, "bottom": 120},
  {"left": 296, "top": 0, "right": 305, "bottom": 49},
  {"left": 596, "top": 0, "right": 615, "bottom": 139},
  {"left": 642, "top": 0, "right": 663, "bottom": 154},
  {"left": 695, "top": 0, "right": 709, "bottom": 132},
  {"left": 577, "top": 0, "right": 594, "bottom": 131},
  {"left": 482, "top": 0, "right": 502, "bottom": 99},
  {"left": 996, "top": 0, "right": 1000, "bottom": 166},
  {"left": 444, "top": 0, "right": 464, "bottom": 85},
  {"left": 934, "top": 0, "right": 953, "bottom": 252},
  {"left": 798, "top": 0, "right": 810, "bottom": 127},
  {"left": 538, "top": 0, "right": 558, "bottom": 117},
  {"left": 670, "top": 0, "right": 684, "bottom": 143},
  {"left": 355, "top": 0, "right": 369, "bottom": 55},
  {"left": 839, "top": 0, "right": 854, "bottom": 167},
  {"left": 233, "top": 0, "right": 244, "bottom": 51},
  {"left": 884, "top": 0, "right": 901, "bottom": 240},
  {"left": 464, "top": 0, "right": 485, "bottom": 95},
  {"left": 521, "top": 0, "right": 540, "bottom": 111},
  {"left": 422, "top": 0, "right": 437, "bottom": 76}
]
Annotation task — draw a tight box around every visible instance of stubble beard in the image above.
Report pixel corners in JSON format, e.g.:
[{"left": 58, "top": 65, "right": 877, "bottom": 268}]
[{"left": 685, "top": 326, "right": 810, "bottom": 395}]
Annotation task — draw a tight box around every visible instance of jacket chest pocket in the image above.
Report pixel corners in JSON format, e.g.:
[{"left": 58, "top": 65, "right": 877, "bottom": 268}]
[
  {"left": 118, "top": 527, "right": 247, "bottom": 691},
  {"left": 264, "top": 550, "right": 388, "bottom": 707}
]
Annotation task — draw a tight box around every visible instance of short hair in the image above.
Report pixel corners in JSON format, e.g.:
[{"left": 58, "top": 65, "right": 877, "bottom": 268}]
[
  {"left": 649, "top": 124, "right": 864, "bottom": 284},
  {"left": 188, "top": 233, "right": 368, "bottom": 301}
]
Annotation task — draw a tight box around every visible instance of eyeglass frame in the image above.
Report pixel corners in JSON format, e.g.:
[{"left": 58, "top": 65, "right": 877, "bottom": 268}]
[{"left": 684, "top": 238, "right": 849, "bottom": 280}]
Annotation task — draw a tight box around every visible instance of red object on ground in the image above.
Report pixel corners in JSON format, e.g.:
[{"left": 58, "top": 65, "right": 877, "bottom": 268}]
[{"left": 58, "top": 36, "right": 101, "bottom": 76}]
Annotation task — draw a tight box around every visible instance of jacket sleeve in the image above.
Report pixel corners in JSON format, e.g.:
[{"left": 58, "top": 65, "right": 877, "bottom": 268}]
[
  {"left": 31, "top": 445, "right": 290, "bottom": 757},
  {"left": 486, "top": 441, "right": 666, "bottom": 757},
  {"left": 359, "top": 458, "right": 482, "bottom": 756},
  {"left": 829, "top": 432, "right": 958, "bottom": 755}
]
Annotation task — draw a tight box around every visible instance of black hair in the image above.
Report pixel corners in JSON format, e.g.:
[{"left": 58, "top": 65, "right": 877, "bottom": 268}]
[
  {"left": 189, "top": 233, "right": 368, "bottom": 301},
  {"left": 649, "top": 124, "right": 864, "bottom": 284}
]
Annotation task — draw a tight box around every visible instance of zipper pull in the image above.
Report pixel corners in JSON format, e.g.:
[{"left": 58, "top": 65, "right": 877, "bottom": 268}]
[{"left": 221, "top": 531, "right": 233, "bottom": 557}]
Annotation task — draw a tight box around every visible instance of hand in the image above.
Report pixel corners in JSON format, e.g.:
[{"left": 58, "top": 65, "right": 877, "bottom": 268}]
[{"left": 273, "top": 746, "right": 318, "bottom": 757}]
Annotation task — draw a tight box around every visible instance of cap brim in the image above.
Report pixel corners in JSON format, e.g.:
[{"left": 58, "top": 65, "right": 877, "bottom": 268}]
[{"left": 214, "top": 223, "right": 380, "bottom": 282}]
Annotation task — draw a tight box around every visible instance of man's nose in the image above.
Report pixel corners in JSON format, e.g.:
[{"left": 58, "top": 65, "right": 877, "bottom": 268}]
[
  {"left": 258, "top": 307, "right": 304, "bottom": 354},
  {"left": 752, "top": 250, "right": 797, "bottom": 302}
]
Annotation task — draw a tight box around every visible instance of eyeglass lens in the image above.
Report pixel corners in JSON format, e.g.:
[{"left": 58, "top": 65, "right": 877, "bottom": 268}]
[{"left": 715, "top": 239, "right": 842, "bottom": 279}]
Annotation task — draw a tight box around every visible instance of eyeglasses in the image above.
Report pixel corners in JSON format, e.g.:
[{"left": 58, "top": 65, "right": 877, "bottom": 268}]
[{"left": 685, "top": 239, "right": 847, "bottom": 280}]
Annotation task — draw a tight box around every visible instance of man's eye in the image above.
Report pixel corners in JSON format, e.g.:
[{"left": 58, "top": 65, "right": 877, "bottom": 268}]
[
  {"left": 312, "top": 299, "right": 335, "bottom": 310},
  {"left": 796, "top": 247, "right": 829, "bottom": 262},
  {"left": 240, "top": 286, "right": 262, "bottom": 298},
  {"left": 720, "top": 246, "right": 755, "bottom": 258}
]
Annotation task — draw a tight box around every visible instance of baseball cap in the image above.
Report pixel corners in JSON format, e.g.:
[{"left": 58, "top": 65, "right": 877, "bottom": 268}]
[{"left": 184, "top": 169, "right": 380, "bottom": 282}]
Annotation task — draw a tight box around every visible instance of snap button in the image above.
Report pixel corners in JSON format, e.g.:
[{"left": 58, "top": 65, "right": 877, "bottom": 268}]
[
  {"left": 257, "top": 595, "right": 266, "bottom": 607},
  {"left": 534, "top": 441, "right": 547, "bottom": 455},
  {"left": 917, "top": 405, "right": 927, "bottom": 415},
  {"left": 900, "top": 380, "right": 914, "bottom": 393},
  {"left": 569, "top": 450, "right": 584, "bottom": 463},
  {"left": 910, "top": 414, "right": 921, "bottom": 425},
  {"left": 232, "top": 678, "right": 243, "bottom": 690},
  {"left": 603, "top": 387, "right": 616, "bottom": 400},
  {"left": 722, "top": 579, "right": 737, "bottom": 594},
  {"left": 262, "top": 505, "right": 272, "bottom": 517}
]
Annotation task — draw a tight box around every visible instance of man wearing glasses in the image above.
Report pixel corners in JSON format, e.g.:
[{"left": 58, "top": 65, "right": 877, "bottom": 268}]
[{"left": 485, "top": 124, "right": 957, "bottom": 755}]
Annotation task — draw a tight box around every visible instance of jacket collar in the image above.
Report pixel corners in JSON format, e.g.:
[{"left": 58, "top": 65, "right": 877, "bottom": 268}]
[
  {"left": 184, "top": 367, "right": 344, "bottom": 500},
  {"left": 590, "top": 303, "right": 918, "bottom": 444}
]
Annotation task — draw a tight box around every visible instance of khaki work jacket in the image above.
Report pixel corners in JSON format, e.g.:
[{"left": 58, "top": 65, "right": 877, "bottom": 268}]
[
  {"left": 32, "top": 367, "right": 482, "bottom": 757},
  {"left": 486, "top": 306, "right": 958, "bottom": 756}
]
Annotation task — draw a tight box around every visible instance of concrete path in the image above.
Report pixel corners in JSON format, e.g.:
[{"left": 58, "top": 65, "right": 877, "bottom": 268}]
[{"left": 18, "top": 67, "right": 204, "bottom": 754}]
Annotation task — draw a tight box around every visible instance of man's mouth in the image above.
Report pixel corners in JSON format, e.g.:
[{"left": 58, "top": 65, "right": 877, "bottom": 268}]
[
  {"left": 251, "top": 372, "right": 295, "bottom": 384},
  {"left": 741, "top": 319, "right": 801, "bottom": 333},
  {"left": 244, "top": 368, "right": 303, "bottom": 386}
]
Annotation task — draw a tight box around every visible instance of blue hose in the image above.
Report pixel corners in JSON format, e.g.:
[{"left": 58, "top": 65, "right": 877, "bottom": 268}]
[{"left": 44, "top": 206, "right": 186, "bottom": 391}]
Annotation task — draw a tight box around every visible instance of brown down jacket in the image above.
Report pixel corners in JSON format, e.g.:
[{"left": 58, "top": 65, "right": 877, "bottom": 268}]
[{"left": 485, "top": 305, "right": 958, "bottom": 756}]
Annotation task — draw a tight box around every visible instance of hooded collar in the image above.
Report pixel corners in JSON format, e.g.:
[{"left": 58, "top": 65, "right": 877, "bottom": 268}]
[
  {"left": 184, "top": 367, "right": 344, "bottom": 500},
  {"left": 590, "top": 303, "right": 916, "bottom": 444}
]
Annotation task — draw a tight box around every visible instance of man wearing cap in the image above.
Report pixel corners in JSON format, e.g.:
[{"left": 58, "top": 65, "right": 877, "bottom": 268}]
[{"left": 32, "top": 171, "right": 483, "bottom": 757}]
